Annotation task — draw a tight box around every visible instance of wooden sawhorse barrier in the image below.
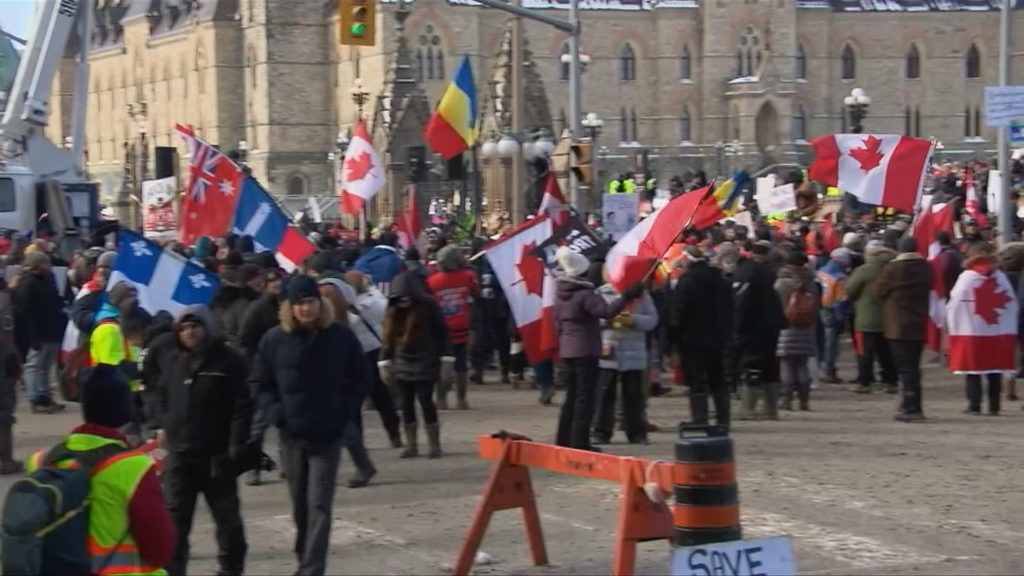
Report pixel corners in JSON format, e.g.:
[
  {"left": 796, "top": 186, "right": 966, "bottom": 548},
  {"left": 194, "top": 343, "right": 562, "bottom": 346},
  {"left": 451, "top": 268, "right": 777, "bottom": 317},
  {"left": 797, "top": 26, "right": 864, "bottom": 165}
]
[{"left": 452, "top": 432, "right": 683, "bottom": 576}]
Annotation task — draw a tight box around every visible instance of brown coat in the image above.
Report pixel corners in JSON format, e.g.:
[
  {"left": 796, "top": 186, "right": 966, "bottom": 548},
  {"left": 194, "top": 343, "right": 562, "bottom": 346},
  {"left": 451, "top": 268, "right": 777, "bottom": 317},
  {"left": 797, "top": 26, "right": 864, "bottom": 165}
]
[{"left": 873, "top": 252, "right": 932, "bottom": 341}]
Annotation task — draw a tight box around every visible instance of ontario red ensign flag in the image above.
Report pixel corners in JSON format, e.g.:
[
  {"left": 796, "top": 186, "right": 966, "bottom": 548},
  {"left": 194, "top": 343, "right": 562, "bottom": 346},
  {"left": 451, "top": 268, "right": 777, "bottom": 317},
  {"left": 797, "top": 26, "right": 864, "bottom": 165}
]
[
  {"left": 175, "top": 124, "right": 244, "bottom": 245},
  {"left": 946, "top": 264, "right": 1019, "bottom": 374},
  {"left": 809, "top": 134, "right": 932, "bottom": 212}
]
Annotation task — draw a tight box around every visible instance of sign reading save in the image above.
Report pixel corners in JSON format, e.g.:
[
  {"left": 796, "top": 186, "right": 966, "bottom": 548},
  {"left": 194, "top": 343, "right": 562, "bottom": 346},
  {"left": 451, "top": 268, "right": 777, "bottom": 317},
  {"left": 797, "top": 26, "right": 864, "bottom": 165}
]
[{"left": 670, "top": 537, "right": 795, "bottom": 576}]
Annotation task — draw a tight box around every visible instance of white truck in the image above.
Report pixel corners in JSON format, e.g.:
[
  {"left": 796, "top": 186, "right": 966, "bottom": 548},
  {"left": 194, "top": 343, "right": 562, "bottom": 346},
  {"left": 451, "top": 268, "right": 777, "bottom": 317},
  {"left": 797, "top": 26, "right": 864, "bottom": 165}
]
[{"left": 0, "top": 0, "right": 100, "bottom": 246}]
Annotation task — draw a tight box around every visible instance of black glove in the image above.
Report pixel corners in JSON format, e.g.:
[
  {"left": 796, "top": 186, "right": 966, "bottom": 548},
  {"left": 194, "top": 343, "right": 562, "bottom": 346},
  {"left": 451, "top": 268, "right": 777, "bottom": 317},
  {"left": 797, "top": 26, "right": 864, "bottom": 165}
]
[{"left": 621, "top": 283, "right": 645, "bottom": 302}]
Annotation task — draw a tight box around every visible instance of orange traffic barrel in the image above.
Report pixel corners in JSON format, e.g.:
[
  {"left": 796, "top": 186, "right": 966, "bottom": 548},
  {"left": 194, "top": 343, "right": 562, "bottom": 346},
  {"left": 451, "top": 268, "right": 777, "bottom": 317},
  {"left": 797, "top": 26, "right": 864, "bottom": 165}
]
[{"left": 672, "top": 424, "right": 741, "bottom": 546}]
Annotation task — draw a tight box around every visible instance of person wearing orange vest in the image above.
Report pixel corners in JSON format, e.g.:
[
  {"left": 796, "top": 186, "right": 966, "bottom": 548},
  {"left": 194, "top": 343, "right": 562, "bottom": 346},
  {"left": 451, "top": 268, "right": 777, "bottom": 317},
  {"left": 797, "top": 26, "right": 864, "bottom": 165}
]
[{"left": 25, "top": 364, "right": 176, "bottom": 574}]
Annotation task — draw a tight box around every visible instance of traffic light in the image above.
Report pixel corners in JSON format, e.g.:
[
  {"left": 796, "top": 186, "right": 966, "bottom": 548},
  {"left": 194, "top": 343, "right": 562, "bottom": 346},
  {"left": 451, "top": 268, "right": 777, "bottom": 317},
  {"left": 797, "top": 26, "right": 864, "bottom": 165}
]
[
  {"left": 571, "top": 140, "right": 592, "bottom": 186},
  {"left": 340, "top": 0, "right": 376, "bottom": 46}
]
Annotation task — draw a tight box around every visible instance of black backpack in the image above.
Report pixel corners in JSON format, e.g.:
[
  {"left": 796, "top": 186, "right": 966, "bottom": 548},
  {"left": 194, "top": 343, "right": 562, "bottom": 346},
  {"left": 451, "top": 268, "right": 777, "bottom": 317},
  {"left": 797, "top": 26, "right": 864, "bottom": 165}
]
[{"left": 1, "top": 442, "right": 126, "bottom": 575}]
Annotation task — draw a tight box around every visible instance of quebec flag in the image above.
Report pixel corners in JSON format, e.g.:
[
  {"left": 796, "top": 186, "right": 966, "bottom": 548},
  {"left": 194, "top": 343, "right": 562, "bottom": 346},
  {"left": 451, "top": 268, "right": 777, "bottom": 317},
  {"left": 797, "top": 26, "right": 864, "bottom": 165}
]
[
  {"left": 232, "top": 178, "right": 314, "bottom": 272},
  {"left": 108, "top": 230, "right": 219, "bottom": 316}
]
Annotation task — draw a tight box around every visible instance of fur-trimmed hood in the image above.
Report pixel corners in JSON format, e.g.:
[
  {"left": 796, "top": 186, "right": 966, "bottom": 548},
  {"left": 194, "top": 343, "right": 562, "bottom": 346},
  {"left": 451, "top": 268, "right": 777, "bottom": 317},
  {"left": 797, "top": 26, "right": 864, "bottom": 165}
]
[{"left": 278, "top": 297, "right": 335, "bottom": 333}]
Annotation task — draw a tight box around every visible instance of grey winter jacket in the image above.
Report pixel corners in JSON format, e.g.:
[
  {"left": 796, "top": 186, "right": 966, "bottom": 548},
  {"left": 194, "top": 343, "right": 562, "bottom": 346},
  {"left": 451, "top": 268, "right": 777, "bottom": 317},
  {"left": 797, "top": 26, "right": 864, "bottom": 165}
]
[
  {"left": 775, "top": 265, "right": 817, "bottom": 358},
  {"left": 596, "top": 285, "right": 658, "bottom": 372}
]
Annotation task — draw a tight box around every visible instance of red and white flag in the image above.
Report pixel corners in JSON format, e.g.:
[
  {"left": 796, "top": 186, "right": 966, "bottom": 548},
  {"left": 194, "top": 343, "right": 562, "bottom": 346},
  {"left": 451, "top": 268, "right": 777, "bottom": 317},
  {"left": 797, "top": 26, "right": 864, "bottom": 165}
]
[
  {"left": 912, "top": 199, "right": 955, "bottom": 351},
  {"left": 175, "top": 123, "right": 244, "bottom": 245},
  {"left": 947, "top": 264, "right": 1019, "bottom": 374},
  {"left": 964, "top": 169, "right": 988, "bottom": 228},
  {"left": 809, "top": 134, "right": 933, "bottom": 212},
  {"left": 484, "top": 217, "right": 556, "bottom": 364},
  {"left": 603, "top": 184, "right": 709, "bottom": 291},
  {"left": 340, "top": 120, "right": 384, "bottom": 214},
  {"left": 537, "top": 172, "right": 569, "bottom": 227},
  {"left": 395, "top": 185, "right": 422, "bottom": 251}
]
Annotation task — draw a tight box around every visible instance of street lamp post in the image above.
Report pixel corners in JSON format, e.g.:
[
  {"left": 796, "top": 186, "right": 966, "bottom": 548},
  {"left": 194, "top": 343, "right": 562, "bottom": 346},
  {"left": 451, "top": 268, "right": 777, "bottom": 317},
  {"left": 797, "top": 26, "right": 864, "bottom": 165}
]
[
  {"left": 844, "top": 87, "right": 871, "bottom": 134},
  {"left": 581, "top": 112, "right": 603, "bottom": 201},
  {"left": 126, "top": 102, "right": 148, "bottom": 229},
  {"left": 350, "top": 78, "right": 370, "bottom": 120}
]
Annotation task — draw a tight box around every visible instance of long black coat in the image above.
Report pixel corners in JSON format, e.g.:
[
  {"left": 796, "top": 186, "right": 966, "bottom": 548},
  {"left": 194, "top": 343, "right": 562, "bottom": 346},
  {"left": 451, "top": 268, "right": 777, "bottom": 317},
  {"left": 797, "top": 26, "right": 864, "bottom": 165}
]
[
  {"left": 670, "top": 260, "right": 733, "bottom": 350},
  {"left": 16, "top": 271, "right": 67, "bottom": 345},
  {"left": 732, "top": 258, "right": 785, "bottom": 372}
]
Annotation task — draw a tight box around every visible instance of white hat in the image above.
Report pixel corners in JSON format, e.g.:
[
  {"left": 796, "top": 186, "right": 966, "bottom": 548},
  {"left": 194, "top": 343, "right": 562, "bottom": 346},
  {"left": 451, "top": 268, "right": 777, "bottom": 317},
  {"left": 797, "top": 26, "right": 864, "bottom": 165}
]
[{"left": 556, "top": 246, "right": 589, "bottom": 278}]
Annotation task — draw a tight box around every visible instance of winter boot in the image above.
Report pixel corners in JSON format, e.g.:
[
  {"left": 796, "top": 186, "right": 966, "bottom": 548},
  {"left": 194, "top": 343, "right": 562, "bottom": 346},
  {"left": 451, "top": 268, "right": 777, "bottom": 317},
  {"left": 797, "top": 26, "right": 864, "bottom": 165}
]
[
  {"left": 762, "top": 382, "right": 780, "bottom": 420},
  {"left": 388, "top": 431, "right": 404, "bottom": 449},
  {"left": 456, "top": 372, "right": 470, "bottom": 410},
  {"left": 400, "top": 424, "right": 419, "bottom": 458},
  {"left": 780, "top": 382, "right": 794, "bottom": 411},
  {"left": 0, "top": 425, "right": 22, "bottom": 475},
  {"left": 436, "top": 380, "right": 450, "bottom": 410},
  {"left": 345, "top": 443, "right": 377, "bottom": 488},
  {"left": 470, "top": 371, "right": 484, "bottom": 386},
  {"left": 245, "top": 470, "right": 262, "bottom": 486},
  {"left": 1007, "top": 378, "right": 1019, "bottom": 401},
  {"left": 425, "top": 423, "right": 442, "bottom": 459},
  {"left": 738, "top": 384, "right": 761, "bottom": 420}
]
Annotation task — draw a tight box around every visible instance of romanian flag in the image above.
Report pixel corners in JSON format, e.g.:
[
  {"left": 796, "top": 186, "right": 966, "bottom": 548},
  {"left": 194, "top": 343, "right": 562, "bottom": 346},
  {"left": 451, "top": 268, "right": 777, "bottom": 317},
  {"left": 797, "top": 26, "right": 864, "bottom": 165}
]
[
  {"left": 692, "top": 171, "right": 750, "bottom": 230},
  {"left": 424, "top": 55, "right": 478, "bottom": 159}
]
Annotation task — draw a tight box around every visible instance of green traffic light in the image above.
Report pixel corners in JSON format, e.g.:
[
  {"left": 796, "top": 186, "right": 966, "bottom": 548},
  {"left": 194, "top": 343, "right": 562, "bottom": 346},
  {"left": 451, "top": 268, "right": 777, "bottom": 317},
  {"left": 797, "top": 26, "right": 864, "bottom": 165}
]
[{"left": 351, "top": 22, "right": 366, "bottom": 36}]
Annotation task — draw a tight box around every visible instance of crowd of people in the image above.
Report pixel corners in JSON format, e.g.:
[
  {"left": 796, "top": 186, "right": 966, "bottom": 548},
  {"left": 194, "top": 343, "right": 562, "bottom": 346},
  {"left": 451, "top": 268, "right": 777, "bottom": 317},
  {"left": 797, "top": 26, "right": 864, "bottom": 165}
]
[{"left": 3, "top": 157, "right": 1023, "bottom": 575}]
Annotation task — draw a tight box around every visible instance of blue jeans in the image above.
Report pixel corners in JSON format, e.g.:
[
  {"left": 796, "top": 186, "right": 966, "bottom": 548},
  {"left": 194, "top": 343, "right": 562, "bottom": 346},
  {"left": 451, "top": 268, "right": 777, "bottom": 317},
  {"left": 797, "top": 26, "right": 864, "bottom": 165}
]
[
  {"left": 533, "top": 360, "right": 554, "bottom": 399},
  {"left": 820, "top": 307, "right": 841, "bottom": 374},
  {"left": 24, "top": 343, "right": 57, "bottom": 405}
]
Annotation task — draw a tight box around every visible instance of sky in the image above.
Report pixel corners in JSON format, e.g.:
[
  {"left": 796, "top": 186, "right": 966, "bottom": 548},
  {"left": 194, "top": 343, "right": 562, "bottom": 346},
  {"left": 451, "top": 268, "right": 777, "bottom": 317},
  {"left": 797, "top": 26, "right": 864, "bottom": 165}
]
[{"left": 0, "top": 0, "right": 37, "bottom": 44}]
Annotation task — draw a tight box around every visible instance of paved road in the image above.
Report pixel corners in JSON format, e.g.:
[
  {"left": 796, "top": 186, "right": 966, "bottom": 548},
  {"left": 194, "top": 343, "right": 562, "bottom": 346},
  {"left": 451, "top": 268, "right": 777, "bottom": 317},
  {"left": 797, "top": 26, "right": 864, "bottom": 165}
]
[{"left": 5, "top": 346, "right": 1024, "bottom": 575}]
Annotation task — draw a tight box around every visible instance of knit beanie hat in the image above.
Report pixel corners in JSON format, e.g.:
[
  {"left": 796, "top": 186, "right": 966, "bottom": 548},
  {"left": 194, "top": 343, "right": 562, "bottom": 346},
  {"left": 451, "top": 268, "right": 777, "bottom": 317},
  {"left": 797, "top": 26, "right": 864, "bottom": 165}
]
[
  {"left": 97, "top": 251, "right": 117, "bottom": 269},
  {"left": 556, "top": 246, "right": 589, "bottom": 278},
  {"left": 286, "top": 275, "right": 320, "bottom": 302},
  {"left": 80, "top": 364, "right": 132, "bottom": 428},
  {"left": 107, "top": 281, "right": 137, "bottom": 308}
]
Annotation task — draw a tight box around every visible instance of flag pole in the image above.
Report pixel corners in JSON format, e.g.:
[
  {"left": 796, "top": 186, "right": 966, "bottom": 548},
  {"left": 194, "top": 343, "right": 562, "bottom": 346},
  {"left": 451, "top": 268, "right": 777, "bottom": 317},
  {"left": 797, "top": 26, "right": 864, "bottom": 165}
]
[{"left": 638, "top": 180, "right": 718, "bottom": 286}]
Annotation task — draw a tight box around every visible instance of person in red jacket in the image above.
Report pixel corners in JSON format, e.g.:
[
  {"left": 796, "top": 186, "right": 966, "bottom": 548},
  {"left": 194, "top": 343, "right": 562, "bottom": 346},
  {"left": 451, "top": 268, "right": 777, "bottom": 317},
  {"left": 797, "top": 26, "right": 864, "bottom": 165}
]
[{"left": 427, "top": 245, "right": 478, "bottom": 409}]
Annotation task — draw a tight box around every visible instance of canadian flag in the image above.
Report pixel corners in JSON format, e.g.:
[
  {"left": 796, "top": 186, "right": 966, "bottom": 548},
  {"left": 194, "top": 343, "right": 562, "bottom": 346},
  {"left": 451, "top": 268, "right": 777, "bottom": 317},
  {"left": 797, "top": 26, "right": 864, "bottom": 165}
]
[
  {"left": 537, "top": 172, "right": 569, "bottom": 227},
  {"left": 604, "top": 184, "right": 709, "bottom": 291},
  {"left": 809, "top": 134, "right": 933, "bottom": 212},
  {"left": 339, "top": 120, "right": 384, "bottom": 214},
  {"left": 911, "top": 199, "right": 955, "bottom": 351},
  {"left": 964, "top": 169, "right": 988, "bottom": 228},
  {"left": 395, "top": 185, "right": 422, "bottom": 250},
  {"left": 484, "top": 217, "right": 556, "bottom": 363},
  {"left": 947, "top": 265, "right": 1019, "bottom": 374}
]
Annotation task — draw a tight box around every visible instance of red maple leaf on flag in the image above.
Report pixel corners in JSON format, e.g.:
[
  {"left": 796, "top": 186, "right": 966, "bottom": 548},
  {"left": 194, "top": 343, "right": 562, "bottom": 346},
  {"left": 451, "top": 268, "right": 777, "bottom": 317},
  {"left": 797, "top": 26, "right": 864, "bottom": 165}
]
[
  {"left": 973, "top": 276, "right": 1012, "bottom": 325},
  {"left": 849, "top": 135, "right": 885, "bottom": 172},
  {"left": 344, "top": 151, "right": 374, "bottom": 182},
  {"left": 516, "top": 242, "right": 545, "bottom": 297}
]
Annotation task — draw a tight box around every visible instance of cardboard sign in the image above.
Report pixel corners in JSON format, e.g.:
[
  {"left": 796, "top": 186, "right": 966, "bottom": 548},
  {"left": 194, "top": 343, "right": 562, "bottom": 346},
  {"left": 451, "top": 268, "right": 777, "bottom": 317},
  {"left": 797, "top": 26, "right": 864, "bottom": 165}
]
[
  {"left": 602, "top": 193, "right": 639, "bottom": 241},
  {"left": 670, "top": 537, "right": 796, "bottom": 576},
  {"left": 141, "top": 177, "right": 178, "bottom": 241},
  {"left": 757, "top": 183, "right": 797, "bottom": 215}
]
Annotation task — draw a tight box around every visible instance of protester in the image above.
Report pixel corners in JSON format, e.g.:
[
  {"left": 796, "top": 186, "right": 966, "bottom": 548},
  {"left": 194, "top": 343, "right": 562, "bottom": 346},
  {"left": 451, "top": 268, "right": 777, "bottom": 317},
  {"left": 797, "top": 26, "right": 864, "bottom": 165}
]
[
  {"left": 16, "top": 251, "right": 67, "bottom": 413},
  {"left": 844, "top": 240, "right": 898, "bottom": 394},
  {"left": 470, "top": 238, "right": 512, "bottom": 386},
  {"left": 379, "top": 272, "right": 452, "bottom": 458},
  {"left": 0, "top": 278, "right": 20, "bottom": 474},
  {"left": 817, "top": 248, "right": 852, "bottom": 384},
  {"left": 251, "top": 275, "right": 368, "bottom": 575},
  {"left": 875, "top": 236, "right": 932, "bottom": 422},
  {"left": 69, "top": 250, "right": 116, "bottom": 334},
  {"left": 211, "top": 263, "right": 263, "bottom": 350},
  {"left": 427, "top": 245, "right": 479, "bottom": 409},
  {"left": 775, "top": 251, "right": 818, "bottom": 411},
  {"left": 23, "top": 364, "right": 176, "bottom": 574},
  {"left": 553, "top": 247, "right": 641, "bottom": 451},
  {"left": 153, "top": 305, "right": 252, "bottom": 576},
  {"left": 354, "top": 232, "right": 405, "bottom": 296},
  {"left": 734, "top": 241, "right": 785, "bottom": 420},
  {"left": 671, "top": 245, "right": 734, "bottom": 426}
]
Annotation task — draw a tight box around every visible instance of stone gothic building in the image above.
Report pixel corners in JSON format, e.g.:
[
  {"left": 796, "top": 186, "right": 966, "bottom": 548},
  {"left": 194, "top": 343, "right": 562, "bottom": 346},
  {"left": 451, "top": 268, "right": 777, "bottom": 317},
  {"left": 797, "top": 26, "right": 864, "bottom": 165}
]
[{"left": 44, "top": 0, "right": 1024, "bottom": 214}]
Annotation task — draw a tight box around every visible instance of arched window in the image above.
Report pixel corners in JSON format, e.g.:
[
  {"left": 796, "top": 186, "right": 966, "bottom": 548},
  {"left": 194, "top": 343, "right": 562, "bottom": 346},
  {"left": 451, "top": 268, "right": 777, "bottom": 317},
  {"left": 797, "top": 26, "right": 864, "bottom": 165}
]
[
  {"left": 792, "top": 105, "right": 806, "bottom": 141},
  {"left": 619, "top": 44, "right": 636, "bottom": 83},
  {"left": 906, "top": 44, "right": 920, "bottom": 79},
  {"left": 436, "top": 49, "right": 445, "bottom": 79},
  {"left": 619, "top": 107, "right": 627, "bottom": 143},
  {"left": 426, "top": 49, "right": 434, "bottom": 80},
  {"left": 679, "top": 45, "right": 692, "bottom": 81},
  {"left": 964, "top": 105, "right": 972, "bottom": 138},
  {"left": 966, "top": 43, "right": 980, "bottom": 79},
  {"left": 415, "top": 49, "right": 424, "bottom": 81},
  {"left": 418, "top": 25, "right": 442, "bottom": 81},
  {"left": 906, "top": 107, "right": 913, "bottom": 136},
  {"left": 630, "top": 108, "right": 638, "bottom": 142},
  {"left": 795, "top": 44, "right": 806, "bottom": 80},
  {"left": 287, "top": 175, "right": 307, "bottom": 196},
  {"left": 558, "top": 43, "right": 570, "bottom": 83},
  {"left": 914, "top": 107, "right": 921, "bottom": 137},
  {"left": 974, "top": 107, "right": 981, "bottom": 137},
  {"left": 738, "top": 26, "right": 761, "bottom": 77},
  {"left": 679, "top": 107, "right": 691, "bottom": 142},
  {"left": 841, "top": 44, "right": 855, "bottom": 80}
]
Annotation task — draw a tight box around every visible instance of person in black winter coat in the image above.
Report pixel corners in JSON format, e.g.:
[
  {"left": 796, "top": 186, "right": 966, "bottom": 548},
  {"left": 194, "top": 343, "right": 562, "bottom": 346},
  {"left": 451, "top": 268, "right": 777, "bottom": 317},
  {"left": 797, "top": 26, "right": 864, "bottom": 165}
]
[
  {"left": 211, "top": 264, "right": 263, "bottom": 350},
  {"left": 469, "top": 238, "right": 512, "bottom": 384},
  {"left": 250, "top": 276, "right": 368, "bottom": 576},
  {"left": 16, "top": 251, "right": 67, "bottom": 413},
  {"left": 733, "top": 244, "right": 785, "bottom": 419},
  {"left": 152, "top": 305, "right": 252, "bottom": 576},
  {"left": 670, "top": 246, "right": 734, "bottom": 427}
]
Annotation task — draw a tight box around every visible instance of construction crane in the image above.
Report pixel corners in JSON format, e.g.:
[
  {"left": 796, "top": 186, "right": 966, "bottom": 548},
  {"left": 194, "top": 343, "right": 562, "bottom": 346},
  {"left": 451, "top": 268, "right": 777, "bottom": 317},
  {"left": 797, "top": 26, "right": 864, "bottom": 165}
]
[{"left": 0, "top": 0, "right": 99, "bottom": 249}]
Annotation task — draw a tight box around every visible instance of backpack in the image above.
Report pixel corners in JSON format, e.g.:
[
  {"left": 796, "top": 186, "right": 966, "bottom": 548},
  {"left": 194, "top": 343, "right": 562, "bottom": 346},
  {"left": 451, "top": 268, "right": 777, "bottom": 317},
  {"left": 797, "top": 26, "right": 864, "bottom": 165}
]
[
  {"left": 784, "top": 286, "right": 816, "bottom": 328},
  {"left": 1, "top": 442, "right": 126, "bottom": 576}
]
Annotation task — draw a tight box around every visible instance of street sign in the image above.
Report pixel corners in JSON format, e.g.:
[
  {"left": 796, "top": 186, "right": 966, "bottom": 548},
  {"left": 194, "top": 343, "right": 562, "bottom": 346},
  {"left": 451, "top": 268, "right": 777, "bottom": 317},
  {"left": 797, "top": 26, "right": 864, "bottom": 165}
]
[
  {"left": 984, "top": 86, "right": 1024, "bottom": 127},
  {"left": 670, "top": 537, "right": 795, "bottom": 576},
  {"left": 1010, "top": 121, "right": 1024, "bottom": 144}
]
